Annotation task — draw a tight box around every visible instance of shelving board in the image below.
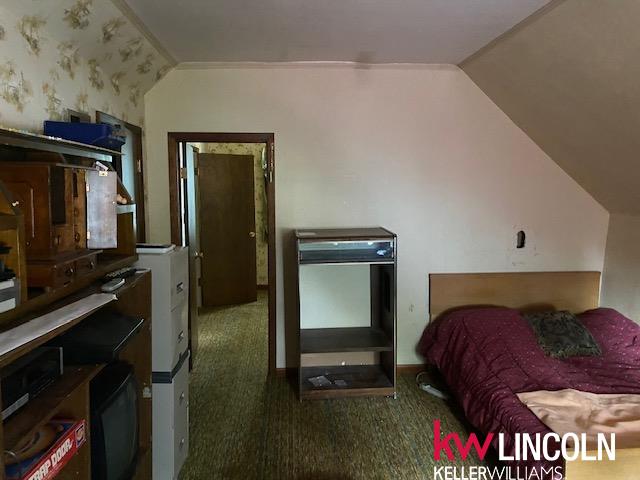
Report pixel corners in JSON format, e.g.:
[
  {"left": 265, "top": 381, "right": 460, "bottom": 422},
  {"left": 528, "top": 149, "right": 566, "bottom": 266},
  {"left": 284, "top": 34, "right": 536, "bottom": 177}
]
[
  {"left": 0, "top": 127, "right": 121, "bottom": 162},
  {"left": 300, "top": 365, "right": 394, "bottom": 400},
  {"left": 3, "top": 364, "right": 104, "bottom": 452},
  {"left": 300, "top": 327, "right": 393, "bottom": 353}
]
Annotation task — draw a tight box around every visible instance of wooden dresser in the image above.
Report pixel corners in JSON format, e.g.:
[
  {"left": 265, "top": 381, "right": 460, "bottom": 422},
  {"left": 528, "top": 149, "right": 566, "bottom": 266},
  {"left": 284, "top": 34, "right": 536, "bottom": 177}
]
[{"left": 0, "top": 127, "right": 151, "bottom": 479}]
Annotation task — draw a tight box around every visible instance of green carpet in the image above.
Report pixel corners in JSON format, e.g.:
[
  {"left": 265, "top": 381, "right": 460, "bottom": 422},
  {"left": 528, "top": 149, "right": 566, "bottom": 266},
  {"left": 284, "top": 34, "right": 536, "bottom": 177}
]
[{"left": 180, "top": 292, "right": 484, "bottom": 479}]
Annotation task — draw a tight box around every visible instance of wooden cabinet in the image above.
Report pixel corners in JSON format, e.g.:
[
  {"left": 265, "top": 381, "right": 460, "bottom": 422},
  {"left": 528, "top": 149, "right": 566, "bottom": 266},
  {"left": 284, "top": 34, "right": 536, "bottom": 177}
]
[
  {"left": 294, "top": 227, "right": 397, "bottom": 400},
  {"left": 0, "top": 273, "right": 152, "bottom": 480},
  {"left": 0, "top": 163, "right": 116, "bottom": 290}
]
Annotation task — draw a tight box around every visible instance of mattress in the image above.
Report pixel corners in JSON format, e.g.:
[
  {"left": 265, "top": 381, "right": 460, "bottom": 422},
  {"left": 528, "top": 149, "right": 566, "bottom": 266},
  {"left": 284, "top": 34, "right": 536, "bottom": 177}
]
[{"left": 417, "top": 307, "right": 640, "bottom": 476}]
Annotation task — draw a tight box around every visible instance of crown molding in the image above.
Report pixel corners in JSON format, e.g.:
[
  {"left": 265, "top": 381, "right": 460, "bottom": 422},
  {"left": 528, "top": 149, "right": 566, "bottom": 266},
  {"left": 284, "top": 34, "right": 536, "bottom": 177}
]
[
  {"left": 110, "top": 0, "right": 178, "bottom": 66},
  {"left": 175, "top": 61, "right": 459, "bottom": 71}
]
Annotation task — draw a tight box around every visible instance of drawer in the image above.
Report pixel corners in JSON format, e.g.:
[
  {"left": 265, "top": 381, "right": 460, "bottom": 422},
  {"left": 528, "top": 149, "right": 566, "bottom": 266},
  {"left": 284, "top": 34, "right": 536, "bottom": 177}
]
[
  {"left": 172, "top": 299, "right": 189, "bottom": 359},
  {"left": 170, "top": 247, "right": 189, "bottom": 309},
  {"left": 152, "top": 298, "right": 187, "bottom": 372},
  {"left": 28, "top": 258, "right": 77, "bottom": 289},
  {"left": 75, "top": 253, "right": 98, "bottom": 277}
]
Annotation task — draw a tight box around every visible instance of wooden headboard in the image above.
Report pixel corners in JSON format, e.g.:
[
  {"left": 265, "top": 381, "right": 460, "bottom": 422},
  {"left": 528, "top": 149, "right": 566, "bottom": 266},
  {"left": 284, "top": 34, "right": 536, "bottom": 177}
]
[{"left": 429, "top": 271, "right": 601, "bottom": 319}]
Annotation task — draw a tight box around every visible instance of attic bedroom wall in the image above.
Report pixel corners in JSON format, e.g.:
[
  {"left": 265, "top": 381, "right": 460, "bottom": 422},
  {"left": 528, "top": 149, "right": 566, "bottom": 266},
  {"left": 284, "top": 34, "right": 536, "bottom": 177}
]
[
  {"left": 459, "top": 0, "right": 640, "bottom": 323},
  {"left": 601, "top": 215, "right": 640, "bottom": 322},
  {"left": 0, "top": 1, "right": 171, "bottom": 132},
  {"left": 144, "top": 65, "right": 609, "bottom": 368}
]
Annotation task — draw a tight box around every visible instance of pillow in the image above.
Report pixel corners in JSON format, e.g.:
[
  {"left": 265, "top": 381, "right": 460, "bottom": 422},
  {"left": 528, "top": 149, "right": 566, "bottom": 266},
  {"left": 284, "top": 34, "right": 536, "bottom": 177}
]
[{"left": 524, "top": 310, "right": 602, "bottom": 358}]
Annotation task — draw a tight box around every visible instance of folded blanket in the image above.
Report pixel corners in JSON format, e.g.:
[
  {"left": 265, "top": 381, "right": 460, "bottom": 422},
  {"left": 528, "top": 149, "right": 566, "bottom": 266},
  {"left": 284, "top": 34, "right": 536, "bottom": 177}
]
[{"left": 517, "top": 389, "right": 640, "bottom": 449}]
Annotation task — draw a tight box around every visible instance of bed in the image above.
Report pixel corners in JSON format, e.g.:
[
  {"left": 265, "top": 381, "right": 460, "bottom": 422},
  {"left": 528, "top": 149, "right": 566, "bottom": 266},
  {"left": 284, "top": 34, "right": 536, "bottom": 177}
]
[{"left": 419, "top": 271, "right": 640, "bottom": 480}]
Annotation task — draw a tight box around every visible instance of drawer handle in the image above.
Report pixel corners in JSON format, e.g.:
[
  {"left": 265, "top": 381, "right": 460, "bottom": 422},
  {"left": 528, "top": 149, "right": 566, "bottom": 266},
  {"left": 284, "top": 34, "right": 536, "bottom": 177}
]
[
  {"left": 176, "top": 282, "right": 184, "bottom": 293},
  {"left": 65, "top": 267, "right": 75, "bottom": 277},
  {"left": 180, "top": 392, "right": 185, "bottom": 403},
  {"left": 178, "top": 331, "right": 185, "bottom": 343}
]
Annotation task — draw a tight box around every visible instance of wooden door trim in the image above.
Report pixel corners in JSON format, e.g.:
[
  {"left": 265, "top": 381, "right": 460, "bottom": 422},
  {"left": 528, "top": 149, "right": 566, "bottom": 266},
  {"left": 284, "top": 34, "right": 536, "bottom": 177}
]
[
  {"left": 96, "top": 111, "right": 146, "bottom": 241},
  {"left": 167, "top": 132, "right": 276, "bottom": 375}
]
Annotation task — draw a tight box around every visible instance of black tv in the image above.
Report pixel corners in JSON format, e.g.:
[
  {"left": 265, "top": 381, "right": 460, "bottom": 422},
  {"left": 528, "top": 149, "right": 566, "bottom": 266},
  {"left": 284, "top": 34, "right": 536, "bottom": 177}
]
[{"left": 90, "top": 362, "right": 139, "bottom": 480}]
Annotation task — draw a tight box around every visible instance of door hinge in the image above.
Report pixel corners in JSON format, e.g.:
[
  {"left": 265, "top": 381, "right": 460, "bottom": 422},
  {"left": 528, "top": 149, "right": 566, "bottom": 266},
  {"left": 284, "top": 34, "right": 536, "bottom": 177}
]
[
  {"left": 137, "top": 158, "right": 142, "bottom": 173},
  {"left": 268, "top": 143, "right": 274, "bottom": 183},
  {"left": 194, "top": 167, "right": 200, "bottom": 177},
  {"left": 179, "top": 167, "right": 187, "bottom": 179},
  {"left": 86, "top": 231, "right": 91, "bottom": 240}
]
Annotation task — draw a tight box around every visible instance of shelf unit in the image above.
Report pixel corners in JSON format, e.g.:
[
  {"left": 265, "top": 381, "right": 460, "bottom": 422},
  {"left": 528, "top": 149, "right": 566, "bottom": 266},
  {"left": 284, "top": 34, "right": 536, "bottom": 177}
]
[
  {"left": 0, "top": 273, "right": 152, "bottom": 479},
  {"left": 295, "top": 227, "right": 397, "bottom": 400},
  {"left": 0, "top": 126, "right": 149, "bottom": 479}
]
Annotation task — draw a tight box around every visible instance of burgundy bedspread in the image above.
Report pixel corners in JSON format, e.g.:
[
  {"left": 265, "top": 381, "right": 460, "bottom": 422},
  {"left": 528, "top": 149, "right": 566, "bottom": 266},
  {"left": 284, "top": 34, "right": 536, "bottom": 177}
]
[{"left": 417, "top": 307, "right": 640, "bottom": 473}]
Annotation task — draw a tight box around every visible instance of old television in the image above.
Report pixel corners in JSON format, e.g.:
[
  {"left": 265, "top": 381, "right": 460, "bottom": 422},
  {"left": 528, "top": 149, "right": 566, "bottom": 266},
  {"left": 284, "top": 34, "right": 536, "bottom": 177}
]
[{"left": 90, "top": 362, "right": 139, "bottom": 480}]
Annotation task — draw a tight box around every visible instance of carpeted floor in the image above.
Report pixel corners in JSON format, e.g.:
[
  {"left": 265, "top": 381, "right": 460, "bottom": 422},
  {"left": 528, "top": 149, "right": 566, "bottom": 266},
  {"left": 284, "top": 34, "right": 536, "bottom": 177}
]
[{"left": 180, "top": 292, "right": 484, "bottom": 479}]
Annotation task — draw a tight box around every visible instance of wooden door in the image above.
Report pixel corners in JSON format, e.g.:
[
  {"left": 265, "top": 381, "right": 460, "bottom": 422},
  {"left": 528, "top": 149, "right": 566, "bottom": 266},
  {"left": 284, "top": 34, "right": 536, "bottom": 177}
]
[{"left": 198, "top": 153, "right": 257, "bottom": 306}]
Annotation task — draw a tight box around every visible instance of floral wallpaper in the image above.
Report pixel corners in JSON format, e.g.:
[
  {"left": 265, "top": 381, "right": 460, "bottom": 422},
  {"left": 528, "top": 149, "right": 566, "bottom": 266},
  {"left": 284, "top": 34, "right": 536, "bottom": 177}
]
[
  {"left": 0, "top": 0, "right": 173, "bottom": 132},
  {"left": 201, "top": 143, "right": 270, "bottom": 286}
]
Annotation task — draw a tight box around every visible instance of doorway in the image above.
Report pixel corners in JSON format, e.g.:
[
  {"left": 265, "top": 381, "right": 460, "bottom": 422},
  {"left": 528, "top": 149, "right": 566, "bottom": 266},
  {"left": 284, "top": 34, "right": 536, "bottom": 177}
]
[{"left": 167, "top": 133, "right": 276, "bottom": 374}]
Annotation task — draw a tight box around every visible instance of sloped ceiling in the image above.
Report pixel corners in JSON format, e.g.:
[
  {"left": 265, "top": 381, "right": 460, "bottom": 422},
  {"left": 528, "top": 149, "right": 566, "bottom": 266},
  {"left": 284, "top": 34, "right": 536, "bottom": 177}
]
[
  {"left": 124, "top": 0, "right": 551, "bottom": 64},
  {"left": 461, "top": 0, "right": 640, "bottom": 214}
]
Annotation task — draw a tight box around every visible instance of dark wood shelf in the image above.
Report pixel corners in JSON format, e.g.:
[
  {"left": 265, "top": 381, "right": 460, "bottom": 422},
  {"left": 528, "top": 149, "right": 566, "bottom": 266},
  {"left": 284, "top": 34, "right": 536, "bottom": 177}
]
[
  {"left": 299, "top": 258, "right": 394, "bottom": 266},
  {"left": 300, "top": 365, "right": 394, "bottom": 400},
  {"left": 301, "top": 327, "right": 393, "bottom": 353},
  {"left": 3, "top": 364, "right": 104, "bottom": 452},
  {"left": 0, "top": 127, "right": 121, "bottom": 162},
  {"left": 0, "top": 254, "right": 137, "bottom": 329}
]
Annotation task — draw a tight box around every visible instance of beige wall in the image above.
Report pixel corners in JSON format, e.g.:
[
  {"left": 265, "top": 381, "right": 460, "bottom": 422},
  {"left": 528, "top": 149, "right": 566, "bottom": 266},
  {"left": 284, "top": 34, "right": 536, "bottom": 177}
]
[
  {"left": 601, "top": 215, "right": 640, "bottom": 322},
  {"left": 144, "top": 64, "right": 609, "bottom": 368}
]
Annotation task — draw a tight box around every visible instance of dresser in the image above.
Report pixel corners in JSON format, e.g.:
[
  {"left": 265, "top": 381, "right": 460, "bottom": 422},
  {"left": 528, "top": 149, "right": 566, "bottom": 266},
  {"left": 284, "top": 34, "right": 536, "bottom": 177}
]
[{"left": 135, "top": 246, "right": 190, "bottom": 479}]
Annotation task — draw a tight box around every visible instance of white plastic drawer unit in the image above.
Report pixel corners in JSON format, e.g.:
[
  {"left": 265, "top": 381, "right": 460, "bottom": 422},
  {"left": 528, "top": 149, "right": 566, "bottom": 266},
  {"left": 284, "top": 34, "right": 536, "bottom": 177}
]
[
  {"left": 134, "top": 246, "right": 189, "bottom": 372},
  {"left": 152, "top": 352, "right": 190, "bottom": 480},
  {"left": 298, "top": 238, "right": 395, "bottom": 264}
]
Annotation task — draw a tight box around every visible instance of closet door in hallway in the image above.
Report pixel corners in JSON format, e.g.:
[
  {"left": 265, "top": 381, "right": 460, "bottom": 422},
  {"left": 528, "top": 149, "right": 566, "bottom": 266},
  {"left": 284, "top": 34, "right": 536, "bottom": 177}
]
[{"left": 198, "top": 153, "right": 257, "bottom": 306}]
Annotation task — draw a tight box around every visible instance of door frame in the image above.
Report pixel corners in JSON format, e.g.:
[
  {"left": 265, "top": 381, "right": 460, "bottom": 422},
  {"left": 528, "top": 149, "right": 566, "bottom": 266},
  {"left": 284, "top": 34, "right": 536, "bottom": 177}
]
[
  {"left": 167, "top": 132, "right": 276, "bottom": 375},
  {"left": 96, "top": 111, "right": 146, "bottom": 242}
]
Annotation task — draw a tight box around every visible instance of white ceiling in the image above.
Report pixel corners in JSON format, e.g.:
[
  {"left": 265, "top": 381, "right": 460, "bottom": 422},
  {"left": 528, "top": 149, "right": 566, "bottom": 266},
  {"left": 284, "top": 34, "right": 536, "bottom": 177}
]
[{"left": 123, "top": 0, "right": 551, "bottom": 64}]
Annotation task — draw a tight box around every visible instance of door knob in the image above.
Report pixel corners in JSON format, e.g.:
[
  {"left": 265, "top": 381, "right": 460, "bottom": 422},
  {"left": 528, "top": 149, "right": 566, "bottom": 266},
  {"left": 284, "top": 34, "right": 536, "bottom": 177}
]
[
  {"left": 195, "top": 251, "right": 204, "bottom": 258},
  {"left": 249, "top": 231, "right": 256, "bottom": 238}
]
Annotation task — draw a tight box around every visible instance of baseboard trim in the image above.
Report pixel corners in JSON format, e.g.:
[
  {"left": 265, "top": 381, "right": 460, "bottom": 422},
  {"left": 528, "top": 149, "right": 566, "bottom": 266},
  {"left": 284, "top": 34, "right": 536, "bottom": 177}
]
[{"left": 397, "top": 364, "right": 426, "bottom": 374}]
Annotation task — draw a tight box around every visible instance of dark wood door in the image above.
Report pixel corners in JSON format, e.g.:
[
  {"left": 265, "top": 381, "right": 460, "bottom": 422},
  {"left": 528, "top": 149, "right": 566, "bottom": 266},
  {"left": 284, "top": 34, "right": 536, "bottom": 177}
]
[{"left": 198, "top": 153, "right": 257, "bottom": 306}]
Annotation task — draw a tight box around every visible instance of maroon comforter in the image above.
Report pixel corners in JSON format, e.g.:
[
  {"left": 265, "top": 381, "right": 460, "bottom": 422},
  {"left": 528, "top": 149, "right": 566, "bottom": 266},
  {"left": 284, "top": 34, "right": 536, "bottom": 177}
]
[{"left": 418, "top": 307, "right": 640, "bottom": 474}]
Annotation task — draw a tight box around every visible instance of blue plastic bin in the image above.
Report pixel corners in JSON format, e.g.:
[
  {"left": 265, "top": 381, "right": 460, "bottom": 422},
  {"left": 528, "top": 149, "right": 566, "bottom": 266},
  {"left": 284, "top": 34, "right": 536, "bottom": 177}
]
[{"left": 43, "top": 121, "right": 126, "bottom": 150}]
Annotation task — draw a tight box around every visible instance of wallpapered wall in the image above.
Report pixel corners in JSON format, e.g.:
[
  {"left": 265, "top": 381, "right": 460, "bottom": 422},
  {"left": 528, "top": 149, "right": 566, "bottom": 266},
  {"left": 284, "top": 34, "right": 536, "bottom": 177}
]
[
  {"left": 201, "top": 143, "right": 269, "bottom": 286},
  {"left": 0, "top": 0, "right": 172, "bottom": 131}
]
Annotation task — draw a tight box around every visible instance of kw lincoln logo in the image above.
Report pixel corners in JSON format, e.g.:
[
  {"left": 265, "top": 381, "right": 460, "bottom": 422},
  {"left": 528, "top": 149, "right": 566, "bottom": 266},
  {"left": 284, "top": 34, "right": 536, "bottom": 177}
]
[{"left": 431, "top": 420, "right": 615, "bottom": 480}]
